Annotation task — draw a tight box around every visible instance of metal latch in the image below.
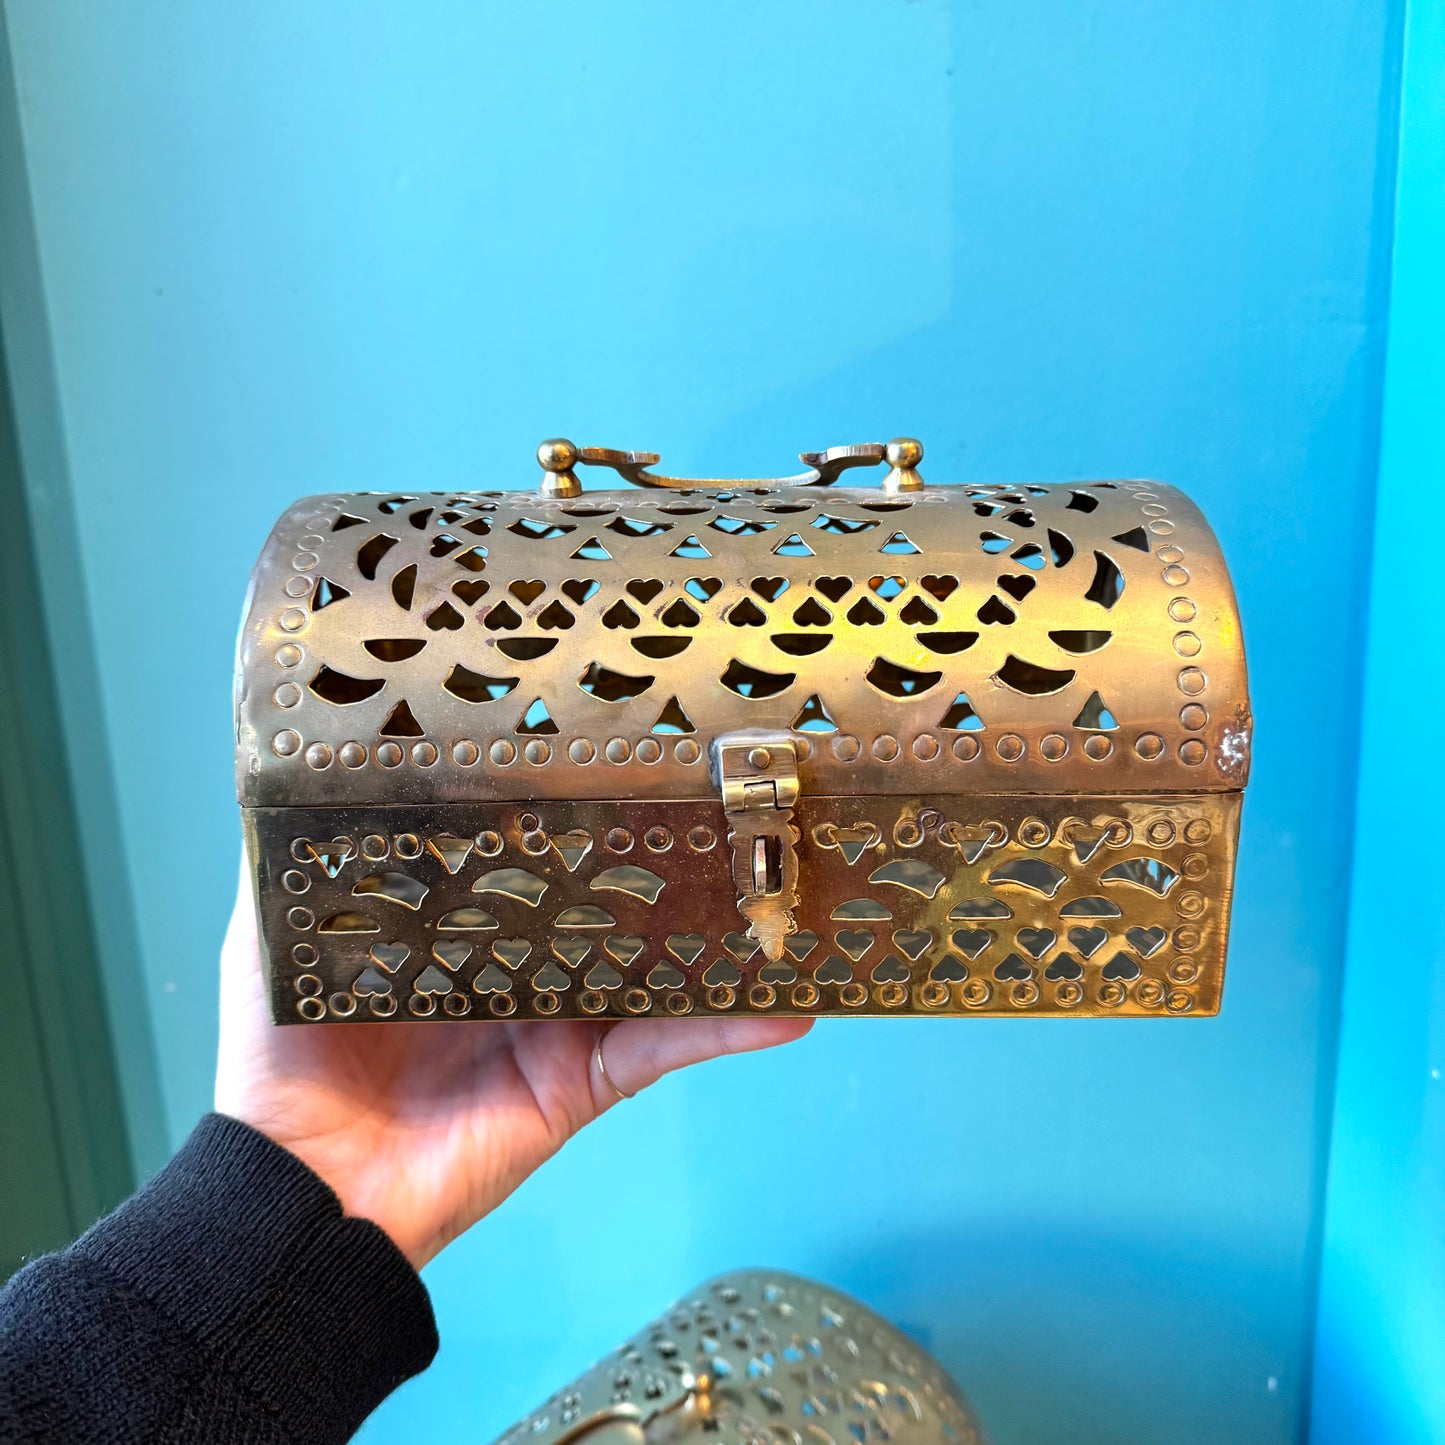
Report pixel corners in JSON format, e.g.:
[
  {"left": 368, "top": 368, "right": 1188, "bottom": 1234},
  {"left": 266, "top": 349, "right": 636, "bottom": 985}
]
[{"left": 709, "top": 731, "right": 802, "bottom": 963}]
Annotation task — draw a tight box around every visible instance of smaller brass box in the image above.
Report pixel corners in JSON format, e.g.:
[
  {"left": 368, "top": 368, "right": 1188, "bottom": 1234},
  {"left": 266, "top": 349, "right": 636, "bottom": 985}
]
[{"left": 236, "top": 439, "right": 1250, "bottom": 1023}]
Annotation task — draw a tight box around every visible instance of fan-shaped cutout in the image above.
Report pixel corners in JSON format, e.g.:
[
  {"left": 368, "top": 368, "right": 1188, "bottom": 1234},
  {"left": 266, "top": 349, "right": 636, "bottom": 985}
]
[
  {"left": 1073, "top": 690, "right": 1119, "bottom": 730},
  {"left": 1112, "top": 526, "right": 1150, "bottom": 552},
  {"left": 609, "top": 515, "right": 672, "bottom": 538},
  {"left": 847, "top": 597, "right": 886, "bottom": 626},
  {"left": 652, "top": 697, "right": 696, "bottom": 734},
  {"left": 631, "top": 636, "right": 692, "bottom": 659},
  {"left": 670, "top": 534, "right": 712, "bottom": 559},
  {"left": 987, "top": 859, "right": 1068, "bottom": 897},
  {"left": 721, "top": 660, "right": 796, "bottom": 699},
  {"left": 364, "top": 638, "right": 427, "bottom": 662},
  {"left": 437, "top": 908, "right": 499, "bottom": 930},
  {"left": 555, "top": 905, "right": 617, "bottom": 930},
  {"left": 772, "top": 532, "right": 815, "bottom": 557},
  {"left": 1050, "top": 630, "right": 1111, "bottom": 654},
  {"left": 357, "top": 533, "right": 399, "bottom": 580},
  {"left": 940, "top": 691, "right": 984, "bottom": 731},
  {"left": 590, "top": 866, "right": 666, "bottom": 904},
  {"left": 920, "top": 631, "right": 978, "bottom": 655},
  {"left": 661, "top": 599, "right": 701, "bottom": 627},
  {"left": 1047, "top": 529, "right": 1075, "bottom": 567},
  {"left": 771, "top": 634, "right": 832, "bottom": 656},
  {"left": 352, "top": 872, "right": 429, "bottom": 910},
  {"left": 995, "top": 655, "right": 1077, "bottom": 696},
  {"left": 536, "top": 600, "right": 576, "bottom": 630},
  {"left": 792, "top": 694, "right": 838, "bottom": 733},
  {"left": 444, "top": 664, "right": 518, "bottom": 703},
  {"left": 497, "top": 637, "right": 557, "bottom": 661},
  {"left": 310, "top": 666, "right": 385, "bottom": 705},
  {"left": 1100, "top": 858, "right": 1180, "bottom": 896},
  {"left": 578, "top": 663, "right": 655, "bottom": 703},
  {"left": 727, "top": 597, "right": 768, "bottom": 627},
  {"left": 752, "top": 576, "right": 790, "bottom": 601},
  {"left": 516, "top": 698, "right": 559, "bottom": 734},
  {"left": 317, "top": 912, "right": 379, "bottom": 933},
  {"left": 880, "top": 531, "right": 920, "bottom": 555},
  {"left": 811, "top": 513, "right": 878, "bottom": 535},
  {"left": 831, "top": 898, "right": 892, "bottom": 921},
  {"left": 1066, "top": 490, "right": 1099, "bottom": 513},
  {"left": 977, "top": 596, "right": 1015, "bottom": 626},
  {"left": 949, "top": 899, "right": 1013, "bottom": 920},
  {"left": 792, "top": 597, "right": 832, "bottom": 626},
  {"left": 471, "top": 868, "right": 549, "bottom": 906},
  {"left": 378, "top": 699, "right": 424, "bottom": 737},
  {"left": 866, "top": 658, "right": 942, "bottom": 698},
  {"left": 377, "top": 496, "right": 414, "bottom": 515},
  {"left": 508, "top": 518, "right": 576, "bottom": 541},
  {"left": 426, "top": 601, "right": 464, "bottom": 632},
  {"left": 1086, "top": 552, "right": 1125, "bottom": 609},
  {"left": 426, "top": 834, "right": 473, "bottom": 874},
  {"left": 311, "top": 576, "right": 350, "bottom": 610},
  {"left": 709, "top": 514, "right": 776, "bottom": 537},
  {"left": 868, "top": 859, "right": 947, "bottom": 898},
  {"left": 1059, "top": 897, "right": 1122, "bottom": 918}
]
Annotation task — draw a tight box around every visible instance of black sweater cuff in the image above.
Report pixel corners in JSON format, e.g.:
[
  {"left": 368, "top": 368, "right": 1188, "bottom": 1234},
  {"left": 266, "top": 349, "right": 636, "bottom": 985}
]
[{"left": 3, "top": 1112, "right": 438, "bottom": 1443}]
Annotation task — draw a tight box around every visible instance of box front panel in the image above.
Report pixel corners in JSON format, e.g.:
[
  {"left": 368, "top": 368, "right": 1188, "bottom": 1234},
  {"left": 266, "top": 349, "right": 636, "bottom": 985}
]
[{"left": 249, "top": 791, "right": 1239, "bottom": 1021}]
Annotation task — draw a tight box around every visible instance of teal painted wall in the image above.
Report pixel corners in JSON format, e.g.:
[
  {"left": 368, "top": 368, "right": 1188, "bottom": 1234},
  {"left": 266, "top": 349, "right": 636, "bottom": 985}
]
[
  {"left": 3, "top": 3, "right": 1403, "bottom": 1441},
  {"left": 1310, "top": 0, "right": 1443, "bottom": 1439}
]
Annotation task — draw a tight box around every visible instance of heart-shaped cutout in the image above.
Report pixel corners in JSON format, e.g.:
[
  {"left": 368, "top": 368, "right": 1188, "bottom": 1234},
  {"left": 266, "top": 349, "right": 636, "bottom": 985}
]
[
  {"left": 921, "top": 573, "right": 959, "bottom": 600},
  {"left": 832, "top": 824, "right": 879, "bottom": 866},
  {"left": 351, "top": 965, "right": 393, "bottom": 997},
  {"left": 723, "top": 932, "right": 760, "bottom": 962},
  {"left": 1044, "top": 954, "right": 1083, "bottom": 981},
  {"left": 413, "top": 963, "right": 454, "bottom": 995},
  {"left": 471, "top": 962, "right": 513, "bottom": 994},
  {"left": 992, "top": 954, "right": 1034, "bottom": 982},
  {"left": 929, "top": 955, "right": 968, "bottom": 983},
  {"left": 685, "top": 576, "right": 723, "bottom": 600},
  {"left": 532, "top": 960, "right": 571, "bottom": 991},
  {"left": 951, "top": 928, "right": 994, "bottom": 958},
  {"left": 627, "top": 578, "right": 665, "bottom": 604},
  {"left": 870, "top": 955, "right": 910, "bottom": 983},
  {"left": 550, "top": 829, "right": 593, "bottom": 873},
  {"left": 368, "top": 942, "right": 410, "bottom": 973},
  {"left": 452, "top": 578, "right": 490, "bottom": 606},
  {"left": 815, "top": 955, "right": 853, "bottom": 984},
  {"left": 998, "top": 574, "right": 1035, "bottom": 602},
  {"left": 426, "top": 601, "right": 465, "bottom": 631},
  {"left": 752, "top": 576, "right": 789, "bottom": 601},
  {"left": 759, "top": 961, "right": 797, "bottom": 984},
  {"left": 492, "top": 938, "right": 532, "bottom": 969},
  {"left": 561, "top": 578, "right": 599, "bottom": 604},
  {"left": 1016, "top": 928, "right": 1057, "bottom": 960},
  {"left": 551, "top": 938, "right": 591, "bottom": 968},
  {"left": 814, "top": 575, "right": 852, "bottom": 602},
  {"left": 1126, "top": 926, "right": 1167, "bottom": 958},
  {"left": 869, "top": 575, "right": 906, "bottom": 596},
  {"left": 432, "top": 941, "right": 474, "bottom": 971},
  {"left": 892, "top": 929, "right": 934, "bottom": 960},
  {"left": 606, "top": 935, "right": 646, "bottom": 965},
  {"left": 510, "top": 579, "right": 546, "bottom": 605},
  {"left": 666, "top": 933, "right": 706, "bottom": 966},
  {"left": 703, "top": 958, "right": 742, "bottom": 987},
  {"left": 1067, "top": 926, "right": 1108, "bottom": 958},
  {"left": 583, "top": 960, "right": 623, "bottom": 990},
  {"left": 1101, "top": 953, "right": 1141, "bottom": 982},
  {"left": 783, "top": 930, "right": 820, "bottom": 962},
  {"left": 646, "top": 961, "right": 685, "bottom": 989},
  {"left": 835, "top": 929, "right": 876, "bottom": 961}
]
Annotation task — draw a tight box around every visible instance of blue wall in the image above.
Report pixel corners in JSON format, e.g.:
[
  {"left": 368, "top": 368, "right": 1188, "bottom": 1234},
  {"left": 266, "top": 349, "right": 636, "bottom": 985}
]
[
  {"left": 4, "top": 4, "right": 1402, "bottom": 1441},
  {"left": 1311, "top": 1, "right": 1443, "bottom": 1439}
]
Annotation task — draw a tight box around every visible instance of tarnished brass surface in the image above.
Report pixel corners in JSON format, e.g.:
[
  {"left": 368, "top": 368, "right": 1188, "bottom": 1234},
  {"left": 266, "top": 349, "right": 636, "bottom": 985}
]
[
  {"left": 237, "top": 437, "right": 1249, "bottom": 1021},
  {"left": 488, "top": 1270, "right": 986, "bottom": 1445}
]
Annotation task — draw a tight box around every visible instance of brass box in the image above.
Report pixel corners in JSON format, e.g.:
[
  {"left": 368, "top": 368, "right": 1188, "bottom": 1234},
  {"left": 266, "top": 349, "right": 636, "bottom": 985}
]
[{"left": 236, "top": 439, "right": 1250, "bottom": 1023}]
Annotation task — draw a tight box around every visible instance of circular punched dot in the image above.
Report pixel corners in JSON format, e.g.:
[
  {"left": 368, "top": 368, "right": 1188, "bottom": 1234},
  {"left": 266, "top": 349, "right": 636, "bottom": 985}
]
[
  {"left": 664, "top": 992, "right": 693, "bottom": 1016},
  {"left": 1180, "top": 704, "right": 1208, "bottom": 730},
  {"left": 748, "top": 747, "right": 773, "bottom": 769},
  {"left": 305, "top": 742, "right": 333, "bottom": 770},
  {"left": 878, "top": 981, "right": 907, "bottom": 1008},
  {"left": 1040, "top": 733, "right": 1069, "bottom": 762},
  {"left": 569, "top": 738, "right": 596, "bottom": 764},
  {"left": 1168, "top": 596, "right": 1197, "bottom": 622},
  {"left": 912, "top": 733, "right": 941, "bottom": 761},
  {"left": 521, "top": 830, "right": 548, "bottom": 855},
  {"left": 287, "top": 906, "right": 315, "bottom": 931},
  {"left": 1158, "top": 546, "right": 1186, "bottom": 565},
  {"left": 1098, "top": 980, "right": 1127, "bottom": 1008},
  {"left": 1183, "top": 853, "right": 1210, "bottom": 881},
  {"left": 840, "top": 982, "right": 868, "bottom": 1008},
  {"left": 636, "top": 738, "right": 663, "bottom": 765},
  {"left": 534, "top": 991, "right": 561, "bottom": 1016},
  {"left": 289, "top": 837, "right": 312, "bottom": 862},
  {"left": 1166, "top": 989, "right": 1195, "bottom": 1014},
  {"left": 918, "top": 807, "right": 943, "bottom": 831},
  {"left": 1163, "top": 564, "right": 1191, "bottom": 587},
  {"left": 748, "top": 983, "right": 777, "bottom": 1009},
  {"left": 369, "top": 994, "right": 398, "bottom": 1018},
  {"left": 281, "top": 869, "right": 310, "bottom": 895},
  {"left": 1147, "top": 819, "right": 1176, "bottom": 847},
  {"left": 961, "top": 979, "right": 993, "bottom": 1009},
  {"left": 283, "top": 576, "right": 310, "bottom": 598},
  {"left": 1010, "top": 980, "right": 1040, "bottom": 1008},
  {"left": 920, "top": 981, "right": 949, "bottom": 1009},
  {"left": 276, "top": 644, "right": 303, "bottom": 668},
  {"left": 273, "top": 683, "right": 301, "bottom": 709},
  {"left": 624, "top": 988, "right": 652, "bottom": 1015},
  {"left": 489, "top": 993, "right": 517, "bottom": 1017},
  {"left": 292, "top": 551, "right": 319, "bottom": 572},
  {"left": 273, "top": 729, "right": 302, "bottom": 757},
  {"left": 872, "top": 734, "right": 901, "bottom": 762},
  {"left": 490, "top": 740, "right": 517, "bottom": 766},
  {"left": 376, "top": 742, "right": 403, "bottom": 767},
  {"left": 328, "top": 992, "right": 357, "bottom": 1018},
  {"left": 606, "top": 827, "right": 634, "bottom": 853},
  {"left": 1019, "top": 817, "right": 1051, "bottom": 848},
  {"left": 1168, "top": 958, "right": 1201, "bottom": 984},
  {"left": 294, "top": 971, "right": 322, "bottom": 995},
  {"left": 1174, "top": 631, "right": 1202, "bottom": 658},
  {"left": 412, "top": 741, "right": 439, "bottom": 767},
  {"left": 1183, "top": 818, "right": 1212, "bottom": 844},
  {"left": 1135, "top": 733, "right": 1165, "bottom": 761},
  {"left": 362, "top": 833, "right": 389, "bottom": 860},
  {"left": 1176, "top": 891, "right": 1207, "bottom": 919},
  {"left": 605, "top": 738, "right": 632, "bottom": 765},
  {"left": 1136, "top": 980, "right": 1165, "bottom": 1009},
  {"left": 708, "top": 984, "right": 737, "bottom": 1009},
  {"left": 791, "top": 981, "right": 821, "bottom": 1009},
  {"left": 688, "top": 825, "right": 717, "bottom": 851},
  {"left": 894, "top": 818, "right": 925, "bottom": 848},
  {"left": 674, "top": 738, "right": 701, "bottom": 765},
  {"left": 279, "top": 607, "right": 307, "bottom": 633},
  {"left": 339, "top": 741, "right": 367, "bottom": 769},
  {"left": 1104, "top": 819, "right": 1134, "bottom": 847},
  {"left": 1141, "top": 503, "right": 1169, "bottom": 517},
  {"left": 644, "top": 826, "right": 673, "bottom": 853},
  {"left": 519, "top": 812, "right": 539, "bottom": 831},
  {"left": 794, "top": 735, "right": 814, "bottom": 761},
  {"left": 300, "top": 534, "right": 324, "bottom": 549},
  {"left": 1083, "top": 734, "right": 1113, "bottom": 761},
  {"left": 408, "top": 994, "right": 436, "bottom": 1017},
  {"left": 475, "top": 830, "right": 503, "bottom": 856},
  {"left": 395, "top": 833, "right": 422, "bottom": 859},
  {"left": 523, "top": 739, "right": 550, "bottom": 766},
  {"left": 1056, "top": 980, "right": 1084, "bottom": 1008},
  {"left": 291, "top": 942, "right": 318, "bottom": 965},
  {"left": 453, "top": 740, "right": 480, "bottom": 766},
  {"left": 833, "top": 734, "right": 861, "bottom": 762},
  {"left": 1148, "top": 519, "right": 1175, "bottom": 536},
  {"left": 443, "top": 993, "right": 471, "bottom": 1017},
  {"left": 996, "top": 734, "right": 1025, "bottom": 762},
  {"left": 1179, "top": 739, "right": 1207, "bottom": 766},
  {"left": 580, "top": 989, "right": 607, "bottom": 1015},
  {"left": 953, "top": 735, "right": 981, "bottom": 762},
  {"left": 298, "top": 997, "right": 326, "bottom": 1021},
  {"left": 1173, "top": 927, "right": 1202, "bottom": 952}
]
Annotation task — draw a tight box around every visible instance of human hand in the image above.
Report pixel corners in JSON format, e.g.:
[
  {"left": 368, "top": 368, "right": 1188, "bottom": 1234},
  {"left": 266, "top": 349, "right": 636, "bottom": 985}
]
[{"left": 215, "top": 855, "right": 811, "bottom": 1269}]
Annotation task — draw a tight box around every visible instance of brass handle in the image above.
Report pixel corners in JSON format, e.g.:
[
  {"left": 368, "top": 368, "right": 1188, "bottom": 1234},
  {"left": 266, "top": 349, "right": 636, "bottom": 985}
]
[{"left": 536, "top": 437, "right": 924, "bottom": 498}]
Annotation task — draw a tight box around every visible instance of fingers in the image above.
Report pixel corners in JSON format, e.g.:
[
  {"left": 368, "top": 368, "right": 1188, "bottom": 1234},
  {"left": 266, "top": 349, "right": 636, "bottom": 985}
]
[{"left": 588, "top": 1015, "right": 812, "bottom": 1112}]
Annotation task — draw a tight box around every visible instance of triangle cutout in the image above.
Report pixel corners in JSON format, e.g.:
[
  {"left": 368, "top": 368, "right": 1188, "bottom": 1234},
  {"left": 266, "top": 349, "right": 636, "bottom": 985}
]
[
  {"left": 379, "top": 699, "right": 425, "bottom": 737},
  {"left": 792, "top": 693, "right": 839, "bottom": 733},
  {"left": 880, "top": 531, "right": 921, "bottom": 555},
  {"left": 311, "top": 576, "right": 351, "bottom": 610},
  {"left": 572, "top": 536, "right": 612, "bottom": 561},
  {"left": 652, "top": 696, "right": 696, "bottom": 734},
  {"left": 1073, "top": 690, "right": 1119, "bottom": 731},
  {"left": 773, "top": 532, "right": 815, "bottom": 558},
  {"left": 939, "top": 691, "right": 984, "bottom": 731},
  {"left": 516, "top": 697, "right": 559, "bottom": 734},
  {"left": 670, "top": 534, "right": 711, "bottom": 559},
  {"left": 426, "top": 834, "right": 473, "bottom": 875}
]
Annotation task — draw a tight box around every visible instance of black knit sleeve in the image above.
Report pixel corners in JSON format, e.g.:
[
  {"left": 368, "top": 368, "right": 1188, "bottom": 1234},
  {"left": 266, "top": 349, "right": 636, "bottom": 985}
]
[{"left": 0, "top": 1112, "right": 438, "bottom": 1444}]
